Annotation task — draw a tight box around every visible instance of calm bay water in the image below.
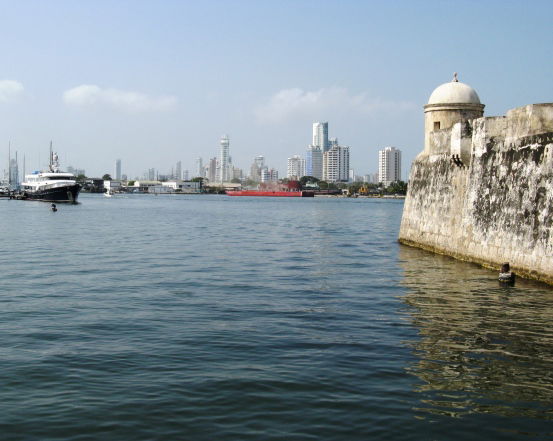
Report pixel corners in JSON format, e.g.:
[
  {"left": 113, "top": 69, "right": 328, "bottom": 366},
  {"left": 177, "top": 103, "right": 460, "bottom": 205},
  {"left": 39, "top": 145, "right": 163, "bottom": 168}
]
[{"left": 1, "top": 194, "right": 553, "bottom": 440}]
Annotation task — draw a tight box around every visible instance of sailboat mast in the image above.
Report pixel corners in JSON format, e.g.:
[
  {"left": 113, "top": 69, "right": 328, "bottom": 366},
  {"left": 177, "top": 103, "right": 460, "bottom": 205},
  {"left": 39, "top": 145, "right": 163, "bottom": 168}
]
[{"left": 8, "top": 141, "right": 10, "bottom": 186}]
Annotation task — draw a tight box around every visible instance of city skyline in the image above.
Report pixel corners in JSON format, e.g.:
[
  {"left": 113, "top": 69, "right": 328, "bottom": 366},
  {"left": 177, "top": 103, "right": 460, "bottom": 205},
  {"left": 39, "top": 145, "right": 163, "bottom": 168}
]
[{"left": 0, "top": 1, "right": 551, "bottom": 178}]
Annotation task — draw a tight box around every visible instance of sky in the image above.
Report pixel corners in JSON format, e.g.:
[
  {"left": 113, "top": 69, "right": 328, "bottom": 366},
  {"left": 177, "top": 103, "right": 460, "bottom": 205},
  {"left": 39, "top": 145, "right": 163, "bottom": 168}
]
[{"left": 0, "top": 0, "right": 552, "bottom": 179}]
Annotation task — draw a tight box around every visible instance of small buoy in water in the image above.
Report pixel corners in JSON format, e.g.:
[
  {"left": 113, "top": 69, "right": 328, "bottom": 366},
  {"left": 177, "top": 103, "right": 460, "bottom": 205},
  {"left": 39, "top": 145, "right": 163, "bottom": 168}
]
[
  {"left": 51, "top": 203, "right": 57, "bottom": 212},
  {"left": 499, "top": 262, "right": 515, "bottom": 285}
]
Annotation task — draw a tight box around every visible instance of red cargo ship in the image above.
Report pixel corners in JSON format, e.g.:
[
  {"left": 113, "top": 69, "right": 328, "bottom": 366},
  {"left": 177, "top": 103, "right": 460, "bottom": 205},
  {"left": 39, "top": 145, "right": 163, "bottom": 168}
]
[{"left": 226, "top": 190, "right": 314, "bottom": 197}]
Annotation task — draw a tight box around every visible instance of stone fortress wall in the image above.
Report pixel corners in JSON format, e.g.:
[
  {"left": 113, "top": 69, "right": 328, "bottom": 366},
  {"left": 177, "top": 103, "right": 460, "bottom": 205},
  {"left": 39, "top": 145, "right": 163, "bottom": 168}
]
[{"left": 399, "top": 75, "right": 553, "bottom": 283}]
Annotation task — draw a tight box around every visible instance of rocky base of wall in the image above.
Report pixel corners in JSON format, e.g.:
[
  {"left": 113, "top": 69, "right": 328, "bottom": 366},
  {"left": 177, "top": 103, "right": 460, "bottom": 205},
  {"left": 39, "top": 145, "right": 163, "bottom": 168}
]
[{"left": 398, "top": 237, "right": 553, "bottom": 285}]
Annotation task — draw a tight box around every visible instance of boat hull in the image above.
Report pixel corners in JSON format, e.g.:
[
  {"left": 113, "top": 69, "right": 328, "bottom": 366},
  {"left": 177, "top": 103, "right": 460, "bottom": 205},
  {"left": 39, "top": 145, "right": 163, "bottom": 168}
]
[
  {"left": 19, "top": 184, "right": 81, "bottom": 203},
  {"left": 226, "top": 190, "right": 314, "bottom": 197}
]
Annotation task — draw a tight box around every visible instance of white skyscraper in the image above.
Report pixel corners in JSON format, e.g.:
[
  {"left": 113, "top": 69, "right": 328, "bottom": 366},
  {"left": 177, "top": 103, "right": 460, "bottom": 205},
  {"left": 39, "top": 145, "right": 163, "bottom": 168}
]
[
  {"left": 378, "top": 146, "right": 402, "bottom": 186},
  {"left": 254, "top": 155, "right": 265, "bottom": 169},
  {"left": 196, "top": 158, "right": 203, "bottom": 178},
  {"left": 115, "top": 159, "right": 122, "bottom": 180},
  {"left": 323, "top": 145, "right": 350, "bottom": 182},
  {"left": 287, "top": 155, "right": 306, "bottom": 180},
  {"left": 218, "top": 135, "right": 231, "bottom": 183},
  {"left": 250, "top": 155, "right": 265, "bottom": 182},
  {"left": 313, "top": 122, "right": 329, "bottom": 152},
  {"left": 175, "top": 161, "right": 182, "bottom": 180},
  {"left": 306, "top": 145, "right": 323, "bottom": 179}
]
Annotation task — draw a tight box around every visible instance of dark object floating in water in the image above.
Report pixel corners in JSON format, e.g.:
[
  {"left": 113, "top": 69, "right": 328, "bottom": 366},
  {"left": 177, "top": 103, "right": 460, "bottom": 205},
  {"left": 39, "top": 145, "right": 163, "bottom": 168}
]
[
  {"left": 51, "top": 203, "right": 57, "bottom": 212},
  {"left": 499, "top": 262, "right": 515, "bottom": 285}
]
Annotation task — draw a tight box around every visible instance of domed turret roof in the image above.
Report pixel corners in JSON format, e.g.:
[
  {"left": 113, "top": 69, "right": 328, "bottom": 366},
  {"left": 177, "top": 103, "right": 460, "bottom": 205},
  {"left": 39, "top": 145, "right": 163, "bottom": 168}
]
[{"left": 427, "top": 73, "right": 481, "bottom": 105}]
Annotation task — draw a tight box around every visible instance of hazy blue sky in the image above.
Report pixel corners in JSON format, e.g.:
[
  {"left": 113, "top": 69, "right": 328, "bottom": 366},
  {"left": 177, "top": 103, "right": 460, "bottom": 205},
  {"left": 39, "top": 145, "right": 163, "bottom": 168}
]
[{"left": 1, "top": 0, "right": 551, "bottom": 179}]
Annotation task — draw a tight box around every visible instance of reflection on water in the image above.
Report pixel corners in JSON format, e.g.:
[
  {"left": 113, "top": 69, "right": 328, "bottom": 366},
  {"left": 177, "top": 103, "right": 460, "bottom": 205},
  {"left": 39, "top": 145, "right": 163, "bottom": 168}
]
[{"left": 399, "top": 245, "right": 553, "bottom": 427}]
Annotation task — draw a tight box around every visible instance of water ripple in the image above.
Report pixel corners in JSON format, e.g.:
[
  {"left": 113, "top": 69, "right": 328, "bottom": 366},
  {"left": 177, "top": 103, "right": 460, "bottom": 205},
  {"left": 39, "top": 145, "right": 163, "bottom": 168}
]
[{"left": 1, "top": 195, "right": 552, "bottom": 440}]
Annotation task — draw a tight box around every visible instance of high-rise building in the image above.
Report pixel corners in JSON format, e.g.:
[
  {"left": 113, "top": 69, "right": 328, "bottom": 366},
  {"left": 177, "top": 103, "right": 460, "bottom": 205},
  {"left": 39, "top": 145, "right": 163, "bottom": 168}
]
[
  {"left": 254, "top": 155, "right": 265, "bottom": 169},
  {"left": 208, "top": 157, "right": 217, "bottom": 182},
  {"left": 313, "top": 122, "right": 329, "bottom": 152},
  {"left": 363, "top": 172, "right": 379, "bottom": 184},
  {"left": 148, "top": 168, "right": 155, "bottom": 180},
  {"left": 250, "top": 163, "right": 260, "bottom": 182},
  {"left": 378, "top": 146, "right": 402, "bottom": 186},
  {"left": 218, "top": 135, "right": 231, "bottom": 183},
  {"left": 306, "top": 145, "right": 323, "bottom": 179},
  {"left": 175, "top": 161, "right": 182, "bottom": 180},
  {"left": 249, "top": 155, "right": 265, "bottom": 182},
  {"left": 196, "top": 158, "right": 203, "bottom": 178},
  {"left": 115, "top": 159, "right": 122, "bottom": 180},
  {"left": 287, "top": 155, "right": 306, "bottom": 180},
  {"left": 261, "top": 168, "right": 278, "bottom": 182},
  {"left": 232, "top": 167, "right": 243, "bottom": 181},
  {"left": 323, "top": 144, "right": 350, "bottom": 182}
]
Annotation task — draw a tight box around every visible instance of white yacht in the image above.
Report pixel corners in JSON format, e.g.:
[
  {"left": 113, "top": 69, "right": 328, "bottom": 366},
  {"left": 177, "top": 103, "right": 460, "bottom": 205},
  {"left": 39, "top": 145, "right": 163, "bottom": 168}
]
[{"left": 20, "top": 148, "right": 81, "bottom": 203}]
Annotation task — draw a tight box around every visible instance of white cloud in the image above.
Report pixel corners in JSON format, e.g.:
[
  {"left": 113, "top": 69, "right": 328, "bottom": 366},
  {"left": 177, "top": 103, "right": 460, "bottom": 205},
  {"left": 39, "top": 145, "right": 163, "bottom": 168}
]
[
  {"left": 255, "top": 87, "right": 415, "bottom": 124},
  {"left": 63, "top": 85, "right": 177, "bottom": 112},
  {"left": 0, "top": 80, "right": 24, "bottom": 102}
]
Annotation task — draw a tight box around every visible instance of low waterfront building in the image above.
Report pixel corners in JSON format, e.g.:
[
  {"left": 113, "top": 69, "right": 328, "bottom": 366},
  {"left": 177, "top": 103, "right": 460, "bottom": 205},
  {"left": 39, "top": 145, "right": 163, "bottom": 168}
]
[
  {"left": 132, "top": 180, "right": 160, "bottom": 192},
  {"left": 161, "top": 181, "right": 201, "bottom": 193},
  {"left": 104, "top": 180, "right": 122, "bottom": 192},
  {"left": 83, "top": 178, "right": 104, "bottom": 192},
  {"left": 148, "top": 185, "right": 172, "bottom": 194}
]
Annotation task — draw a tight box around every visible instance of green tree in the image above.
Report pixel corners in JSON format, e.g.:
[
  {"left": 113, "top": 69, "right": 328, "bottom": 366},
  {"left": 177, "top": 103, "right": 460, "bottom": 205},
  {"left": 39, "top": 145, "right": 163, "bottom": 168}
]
[
  {"left": 102, "top": 174, "right": 112, "bottom": 181},
  {"left": 300, "top": 176, "right": 319, "bottom": 186},
  {"left": 386, "top": 181, "right": 408, "bottom": 194},
  {"left": 348, "top": 182, "right": 363, "bottom": 194}
]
